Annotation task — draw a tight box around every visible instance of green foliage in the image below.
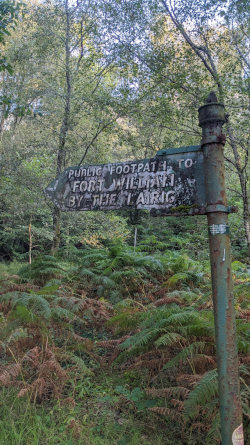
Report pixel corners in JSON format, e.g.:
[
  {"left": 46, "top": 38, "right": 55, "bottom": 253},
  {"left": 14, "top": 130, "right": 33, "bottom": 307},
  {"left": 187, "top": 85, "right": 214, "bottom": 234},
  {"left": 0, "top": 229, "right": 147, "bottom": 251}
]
[
  {"left": 0, "top": 0, "right": 24, "bottom": 73},
  {"left": 117, "top": 305, "right": 215, "bottom": 378},
  {"left": 0, "top": 248, "right": 249, "bottom": 444},
  {"left": 183, "top": 365, "right": 250, "bottom": 444},
  {"left": 184, "top": 369, "right": 218, "bottom": 420},
  {"left": 18, "top": 255, "right": 66, "bottom": 285},
  {"left": 115, "top": 385, "right": 155, "bottom": 411},
  {"left": 75, "top": 240, "right": 168, "bottom": 302}
]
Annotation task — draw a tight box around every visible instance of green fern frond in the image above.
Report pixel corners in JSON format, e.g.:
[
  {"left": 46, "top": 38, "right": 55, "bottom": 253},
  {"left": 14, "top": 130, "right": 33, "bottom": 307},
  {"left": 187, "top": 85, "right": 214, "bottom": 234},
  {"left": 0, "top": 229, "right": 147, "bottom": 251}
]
[
  {"left": 80, "top": 267, "right": 96, "bottom": 277},
  {"left": 92, "top": 275, "right": 116, "bottom": 288},
  {"left": 107, "top": 310, "right": 141, "bottom": 332},
  {"left": 51, "top": 306, "right": 75, "bottom": 321},
  {"left": 5, "top": 327, "right": 28, "bottom": 345},
  {"left": 119, "top": 329, "right": 159, "bottom": 351},
  {"left": 18, "top": 255, "right": 66, "bottom": 285},
  {"left": 110, "top": 269, "right": 142, "bottom": 282},
  {"left": 239, "top": 364, "right": 250, "bottom": 377},
  {"left": 184, "top": 369, "right": 218, "bottom": 420},
  {"left": 164, "top": 341, "right": 206, "bottom": 371},
  {"left": 11, "top": 293, "right": 51, "bottom": 319},
  {"left": 67, "top": 354, "right": 93, "bottom": 375},
  {"left": 186, "top": 320, "right": 215, "bottom": 338},
  {"left": 167, "top": 272, "right": 190, "bottom": 287},
  {"left": 134, "top": 256, "right": 164, "bottom": 272},
  {"left": 167, "top": 310, "right": 201, "bottom": 326},
  {"left": 206, "top": 411, "right": 221, "bottom": 445},
  {"left": 155, "top": 332, "right": 185, "bottom": 347}
]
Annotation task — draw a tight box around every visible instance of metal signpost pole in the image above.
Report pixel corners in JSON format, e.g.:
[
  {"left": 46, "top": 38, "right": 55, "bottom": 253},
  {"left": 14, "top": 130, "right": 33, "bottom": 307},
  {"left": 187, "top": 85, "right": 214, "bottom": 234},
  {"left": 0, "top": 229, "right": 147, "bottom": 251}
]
[{"left": 198, "top": 94, "right": 244, "bottom": 445}]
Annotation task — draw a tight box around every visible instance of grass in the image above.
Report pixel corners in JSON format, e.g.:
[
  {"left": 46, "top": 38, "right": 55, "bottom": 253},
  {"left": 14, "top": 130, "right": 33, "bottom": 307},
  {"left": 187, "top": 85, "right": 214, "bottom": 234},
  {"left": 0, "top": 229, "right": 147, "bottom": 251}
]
[
  {"left": 0, "top": 383, "right": 170, "bottom": 445},
  {"left": 0, "top": 261, "right": 23, "bottom": 277}
]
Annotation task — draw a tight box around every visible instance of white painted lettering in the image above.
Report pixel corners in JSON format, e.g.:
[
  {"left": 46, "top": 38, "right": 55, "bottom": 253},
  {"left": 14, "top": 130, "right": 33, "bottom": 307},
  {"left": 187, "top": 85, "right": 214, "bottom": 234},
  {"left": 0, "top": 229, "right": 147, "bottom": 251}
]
[
  {"left": 88, "top": 180, "right": 96, "bottom": 192},
  {"left": 113, "top": 177, "right": 126, "bottom": 190},
  {"left": 138, "top": 177, "right": 144, "bottom": 188},
  {"left": 166, "top": 191, "right": 175, "bottom": 203},
  {"left": 125, "top": 176, "right": 130, "bottom": 190},
  {"left": 136, "top": 192, "right": 145, "bottom": 205},
  {"left": 76, "top": 196, "right": 84, "bottom": 206},
  {"left": 103, "top": 194, "right": 109, "bottom": 205},
  {"left": 73, "top": 181, "right": 80, "bottom": 192},
  {"left": 161, "top": 161, "right": 167, "bottom": 171},
  {"left": 79, "top": 181, "right": 88, "bottom": 192},
  {"left": 170, "top": 173, "right": 175, "bottom": 186},
  {"left": 137, "top": 163, "right": 144, "bottom": 173},
  {"left": 97, "top": 179, "right": 104, "bottom": 191},
  {"left": 92, "top": 195, "right": 99, "bottom": 206},
  {"left": 110, "top": 194, "right": 116, "bottom": 205},
  {"left": 185, "top": 158, "right": 193, "bottom": 168},
  {"left": 69, "top": 196, "right": 75, "bottom": 207},
  {"left": 130, "top": 177, "right": 137, "bottom": 189},
  {"left": 150, "top": 191, "right": 159, "bottom": 204},
  {"left": 150, "top": 161, "right": 156, "bottom": 172}
]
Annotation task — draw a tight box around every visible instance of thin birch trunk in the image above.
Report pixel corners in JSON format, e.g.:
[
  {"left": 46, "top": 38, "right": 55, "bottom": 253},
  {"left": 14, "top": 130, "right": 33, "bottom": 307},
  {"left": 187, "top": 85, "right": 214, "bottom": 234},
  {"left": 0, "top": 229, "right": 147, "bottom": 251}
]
[{"left": 52, "top": 0, "right": 71, "bottom": 253}]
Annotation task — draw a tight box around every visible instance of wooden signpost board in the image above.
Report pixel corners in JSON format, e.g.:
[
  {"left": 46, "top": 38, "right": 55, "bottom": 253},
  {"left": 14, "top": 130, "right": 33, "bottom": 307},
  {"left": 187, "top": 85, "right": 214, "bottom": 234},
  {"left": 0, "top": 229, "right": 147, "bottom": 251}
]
[{"left": 45, "top": 95, "right": 244, "bottom": 445}]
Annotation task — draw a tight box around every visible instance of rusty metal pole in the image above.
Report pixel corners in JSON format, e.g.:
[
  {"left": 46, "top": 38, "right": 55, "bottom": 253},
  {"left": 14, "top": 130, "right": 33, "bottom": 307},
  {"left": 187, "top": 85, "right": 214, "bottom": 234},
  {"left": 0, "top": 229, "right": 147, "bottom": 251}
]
[{"left": 198, "top": 93, "right": 244, "bottom": 445}]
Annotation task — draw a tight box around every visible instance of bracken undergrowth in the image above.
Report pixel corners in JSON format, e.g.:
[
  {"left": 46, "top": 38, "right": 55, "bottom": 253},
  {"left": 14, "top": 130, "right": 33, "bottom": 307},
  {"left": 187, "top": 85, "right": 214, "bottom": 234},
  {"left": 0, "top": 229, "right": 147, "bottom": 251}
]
[{"left": 0, "top": 242, "right": 249, "bottom": 444}]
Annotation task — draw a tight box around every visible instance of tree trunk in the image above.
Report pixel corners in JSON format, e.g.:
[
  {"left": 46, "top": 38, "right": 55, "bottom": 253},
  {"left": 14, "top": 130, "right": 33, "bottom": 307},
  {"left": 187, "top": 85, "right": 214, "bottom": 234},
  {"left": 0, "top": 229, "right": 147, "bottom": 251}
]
[
  {"left": 52, "top": 207, "right": 61, "bottom": 254},
  {"left": 28, "top": 219, "right": 32, "bottom": 264},
  {"left": 52, "top": 0, "right": 71, "bottom": 253}
]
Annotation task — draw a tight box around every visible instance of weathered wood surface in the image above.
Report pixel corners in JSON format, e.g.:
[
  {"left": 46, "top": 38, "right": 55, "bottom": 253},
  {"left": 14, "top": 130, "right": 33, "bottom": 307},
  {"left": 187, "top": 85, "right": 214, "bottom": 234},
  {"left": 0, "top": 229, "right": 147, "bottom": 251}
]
[{"left": 45, "top": 146, "right": 206, "bottom": 214}]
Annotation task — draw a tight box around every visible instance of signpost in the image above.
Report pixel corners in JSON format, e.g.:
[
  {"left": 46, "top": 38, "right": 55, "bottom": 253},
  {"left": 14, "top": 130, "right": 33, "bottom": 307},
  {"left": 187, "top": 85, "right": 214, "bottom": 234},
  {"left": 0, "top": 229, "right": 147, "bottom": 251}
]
[
  {"left": 45, "top": 94, "right": 244, "bottom": 445},
  {"left": 46, "top": 145, "right": 207, "bottom": 214}
]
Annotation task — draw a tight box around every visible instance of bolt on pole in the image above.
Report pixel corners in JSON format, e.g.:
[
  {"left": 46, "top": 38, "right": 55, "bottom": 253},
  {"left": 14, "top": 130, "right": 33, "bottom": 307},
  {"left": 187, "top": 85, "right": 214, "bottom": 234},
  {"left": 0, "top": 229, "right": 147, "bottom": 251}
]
[{"left": 198, "top": 93, "right": 244, "bottom": 445}]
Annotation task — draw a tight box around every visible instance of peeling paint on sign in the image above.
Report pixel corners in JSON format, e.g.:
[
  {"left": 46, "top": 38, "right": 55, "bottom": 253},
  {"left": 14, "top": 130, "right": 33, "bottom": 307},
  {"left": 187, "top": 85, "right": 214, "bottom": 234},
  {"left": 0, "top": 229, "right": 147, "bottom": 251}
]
[{"left": 45, "top": 146, "right": 206, "bottom": 214}]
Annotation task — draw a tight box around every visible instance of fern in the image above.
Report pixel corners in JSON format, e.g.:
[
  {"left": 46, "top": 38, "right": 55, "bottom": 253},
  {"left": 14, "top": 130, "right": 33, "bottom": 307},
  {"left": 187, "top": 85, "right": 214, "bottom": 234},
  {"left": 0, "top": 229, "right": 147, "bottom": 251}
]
[
  {"left": 66, "top": 353, "right": 93, "bottom": 375},
  {"left": 51, "top": 306, "right": 75, "bottom": 321},
  {"left": 184, "top": 369, "right": 218, "bottom": 420},
  {"left": 155, "top": 332, "right": 185, "bottom": 347},
  {"left": 79, "top": 267, "right": 96, "bottom": 278},
  {"left": 14, "top": 293, "right": 52, "bottom": 319},
  {"left": 164, "top": 341, "right": 206, "bottom": 370},
  {"left": 146, "top": 386, "right": 189, "bottom": 399},
  {"left": 18, "top": 255, "right": 66, "bottom": 285},
  {"left": 206, "top": 412, "right": 221, "bottom": 445}
]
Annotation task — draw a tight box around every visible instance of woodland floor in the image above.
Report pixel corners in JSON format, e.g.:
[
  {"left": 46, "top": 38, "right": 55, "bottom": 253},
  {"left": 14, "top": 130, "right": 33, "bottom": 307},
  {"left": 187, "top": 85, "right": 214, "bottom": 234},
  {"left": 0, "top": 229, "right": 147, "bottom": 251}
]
[{"left": 0, "top": 246, "right": 249, "bottom": 445}]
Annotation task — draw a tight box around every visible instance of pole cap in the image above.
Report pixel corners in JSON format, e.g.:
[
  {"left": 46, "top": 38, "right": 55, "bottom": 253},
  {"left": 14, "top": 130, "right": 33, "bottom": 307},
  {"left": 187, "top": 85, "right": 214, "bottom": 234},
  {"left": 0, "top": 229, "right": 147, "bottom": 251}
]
[{"left": 198, "top": 92, "right": 226, "bottom": 127}]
